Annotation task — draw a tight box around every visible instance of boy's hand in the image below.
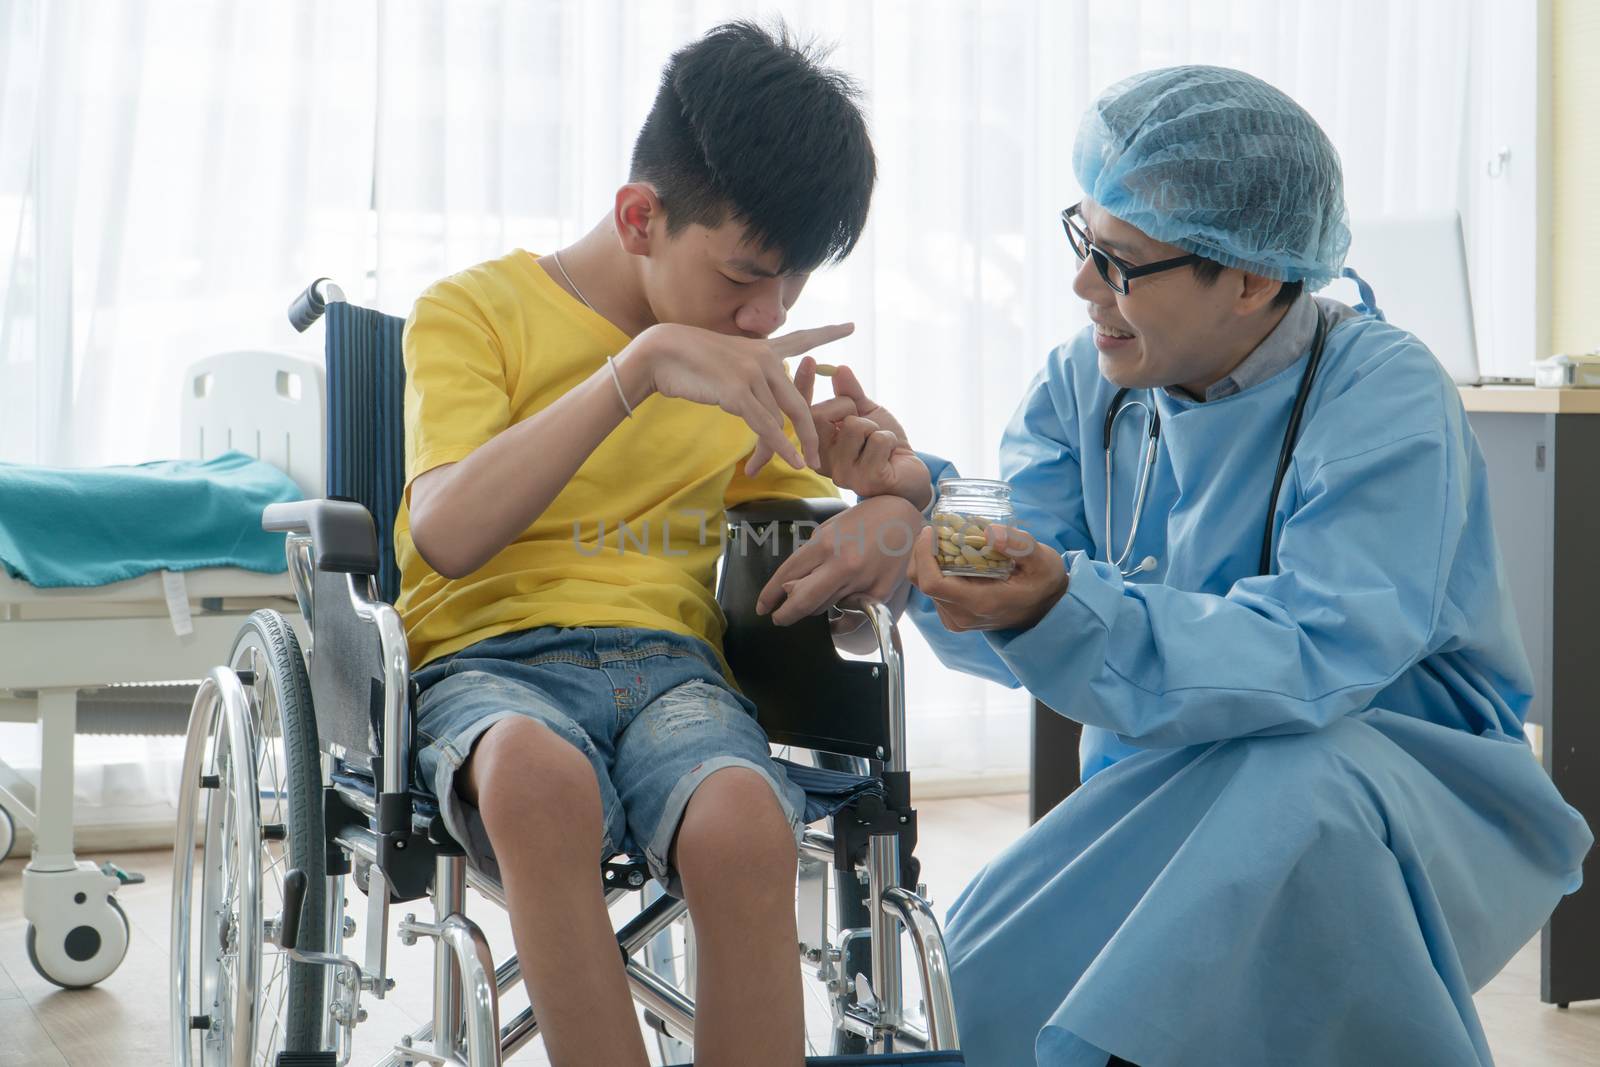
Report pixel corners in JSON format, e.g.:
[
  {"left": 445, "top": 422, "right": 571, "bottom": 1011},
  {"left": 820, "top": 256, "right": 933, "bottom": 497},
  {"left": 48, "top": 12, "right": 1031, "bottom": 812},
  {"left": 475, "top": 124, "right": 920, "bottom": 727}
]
[
  {"left": 626, "top": 321, "right": 853, "bottom": 475},
  {"left": 756, "top": 495, "right": 924, "bottom": 625},
  {"left": 816, "top": 365, "right": 933, "bottom": 509},
  {"left": 742, "top": 356, "right": 860, "bottom": 477}
]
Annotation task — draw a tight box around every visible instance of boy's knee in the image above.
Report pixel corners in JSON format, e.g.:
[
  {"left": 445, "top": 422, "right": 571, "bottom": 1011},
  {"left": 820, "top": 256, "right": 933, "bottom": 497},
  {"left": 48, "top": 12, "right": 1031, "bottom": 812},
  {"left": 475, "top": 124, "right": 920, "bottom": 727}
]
[
  {"left": 466, "top": 717, "right": 599, "bottom": 835},
  {"left": 675, "top": 768, "right": 797, "bottom": 894}
]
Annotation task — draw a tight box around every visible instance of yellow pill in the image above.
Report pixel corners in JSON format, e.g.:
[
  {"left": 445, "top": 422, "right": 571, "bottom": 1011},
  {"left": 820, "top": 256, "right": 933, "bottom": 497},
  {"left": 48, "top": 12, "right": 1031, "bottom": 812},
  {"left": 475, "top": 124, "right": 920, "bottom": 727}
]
[{"left": 814, "top": 363, "right": 838, "bottom": 377}]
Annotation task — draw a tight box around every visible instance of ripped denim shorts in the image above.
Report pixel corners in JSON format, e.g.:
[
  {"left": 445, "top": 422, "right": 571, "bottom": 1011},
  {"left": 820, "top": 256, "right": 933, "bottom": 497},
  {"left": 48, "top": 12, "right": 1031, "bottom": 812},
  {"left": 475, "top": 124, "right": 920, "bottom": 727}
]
[{"left": 410, "top": 625, "right": 806, "bottom": 893}]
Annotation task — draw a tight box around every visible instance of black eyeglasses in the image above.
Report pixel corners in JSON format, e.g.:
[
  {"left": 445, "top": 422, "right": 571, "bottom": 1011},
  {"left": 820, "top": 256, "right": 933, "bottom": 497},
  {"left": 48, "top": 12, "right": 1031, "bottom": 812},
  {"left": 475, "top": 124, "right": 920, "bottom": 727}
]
[{"left": 1061, "top": 203, "right": 1201, "bottom": 295}]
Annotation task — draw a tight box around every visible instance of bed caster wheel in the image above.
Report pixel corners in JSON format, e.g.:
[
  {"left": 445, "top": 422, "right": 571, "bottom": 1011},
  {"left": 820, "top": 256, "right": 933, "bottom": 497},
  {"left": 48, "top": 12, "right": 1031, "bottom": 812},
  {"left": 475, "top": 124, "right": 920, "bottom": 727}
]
[
  {"left": 0, "top": 806, "right": 14, "bottom": 863},
  {"left": 26, "top": 896, "right": 130, "bottom": 989}
]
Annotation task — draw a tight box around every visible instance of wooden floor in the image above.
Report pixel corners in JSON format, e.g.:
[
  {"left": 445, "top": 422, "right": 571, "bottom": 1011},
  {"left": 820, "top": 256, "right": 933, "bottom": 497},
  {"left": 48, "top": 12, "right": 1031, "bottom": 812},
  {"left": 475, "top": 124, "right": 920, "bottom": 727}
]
[{"left": 1, "top": 793, "right": 1596, "bottom": 1065}]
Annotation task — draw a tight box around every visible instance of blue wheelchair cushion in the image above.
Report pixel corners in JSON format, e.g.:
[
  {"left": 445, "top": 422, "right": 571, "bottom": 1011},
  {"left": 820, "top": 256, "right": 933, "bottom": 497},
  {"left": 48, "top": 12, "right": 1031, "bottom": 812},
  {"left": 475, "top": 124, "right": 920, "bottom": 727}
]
[{"left": 774, "top": 757, "right": 886, "bottom": 824}]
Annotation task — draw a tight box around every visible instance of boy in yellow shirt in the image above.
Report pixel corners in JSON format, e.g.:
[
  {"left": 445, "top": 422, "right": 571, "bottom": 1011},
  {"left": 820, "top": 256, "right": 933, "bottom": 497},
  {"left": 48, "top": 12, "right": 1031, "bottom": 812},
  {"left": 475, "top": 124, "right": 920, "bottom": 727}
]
[{"left": 396, "top": 22, "right": 879, "bottom": 1066}]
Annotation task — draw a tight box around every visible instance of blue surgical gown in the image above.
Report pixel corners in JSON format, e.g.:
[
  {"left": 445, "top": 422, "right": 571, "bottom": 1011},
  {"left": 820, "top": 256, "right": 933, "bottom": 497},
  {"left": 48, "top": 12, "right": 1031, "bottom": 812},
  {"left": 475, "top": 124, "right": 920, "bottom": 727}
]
[{"left": 909, "top": 304, "right": 1593, "bottom": 1066}]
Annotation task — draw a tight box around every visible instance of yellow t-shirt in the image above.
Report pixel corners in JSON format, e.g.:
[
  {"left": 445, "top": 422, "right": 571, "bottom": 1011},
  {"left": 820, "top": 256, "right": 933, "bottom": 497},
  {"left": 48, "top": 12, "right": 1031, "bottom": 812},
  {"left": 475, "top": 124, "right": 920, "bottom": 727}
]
[{"left": 395, "top": 249, "right": 836, "bottom": 672}]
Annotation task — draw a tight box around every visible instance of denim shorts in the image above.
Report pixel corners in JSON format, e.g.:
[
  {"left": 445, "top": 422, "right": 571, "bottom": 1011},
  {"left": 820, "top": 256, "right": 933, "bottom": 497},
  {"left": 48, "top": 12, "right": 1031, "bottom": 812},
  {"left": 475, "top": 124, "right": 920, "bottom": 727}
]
[{"left": 410, "top": 625, "right": 807, "bottom": 893}]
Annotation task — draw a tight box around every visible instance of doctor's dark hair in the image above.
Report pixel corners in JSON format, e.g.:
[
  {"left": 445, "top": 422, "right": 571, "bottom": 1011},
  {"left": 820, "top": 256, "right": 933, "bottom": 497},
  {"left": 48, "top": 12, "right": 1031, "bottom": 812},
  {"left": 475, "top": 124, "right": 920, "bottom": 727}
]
[
  {"left": 1190, "top": 258, "right": 1304, "bottom": 309},
  {"left": 629, "top": 20, "right": 876, "bottom": 274}
]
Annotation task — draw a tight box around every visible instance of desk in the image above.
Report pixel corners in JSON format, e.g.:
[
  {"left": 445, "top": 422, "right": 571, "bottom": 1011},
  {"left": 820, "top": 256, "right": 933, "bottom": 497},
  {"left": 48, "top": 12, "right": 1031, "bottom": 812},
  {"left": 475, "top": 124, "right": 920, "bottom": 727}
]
[
  {"left": 1029, "top": 385, "right": 1600, "bottom": 1005},
  {"left": 1460, "top": 385, "right": 1600, "bottom": 1007}
]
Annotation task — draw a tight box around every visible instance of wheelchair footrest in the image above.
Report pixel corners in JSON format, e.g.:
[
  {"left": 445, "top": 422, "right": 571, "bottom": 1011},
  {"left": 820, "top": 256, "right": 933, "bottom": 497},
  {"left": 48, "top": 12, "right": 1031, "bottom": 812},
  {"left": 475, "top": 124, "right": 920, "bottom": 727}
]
[{"left": 274, "top": 1053, "right": 337, "bottom": 1066}]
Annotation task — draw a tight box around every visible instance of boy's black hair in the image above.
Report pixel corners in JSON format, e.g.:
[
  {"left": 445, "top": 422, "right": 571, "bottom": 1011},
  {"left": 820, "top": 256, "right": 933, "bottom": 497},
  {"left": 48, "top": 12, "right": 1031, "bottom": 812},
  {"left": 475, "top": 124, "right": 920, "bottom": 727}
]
[
  {"left": 629, "top": 20, "right": 876, "bottom": 275},
  {"left": 1191, "top": 258, "right": 1304, "bottom": 309}
]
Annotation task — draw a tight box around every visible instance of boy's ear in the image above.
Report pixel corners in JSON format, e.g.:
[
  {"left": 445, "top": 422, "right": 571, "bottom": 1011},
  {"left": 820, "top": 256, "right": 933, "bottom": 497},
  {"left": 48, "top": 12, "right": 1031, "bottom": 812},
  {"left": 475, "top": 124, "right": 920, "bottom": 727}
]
[{"left": 614, "top": 183, "right": 662, "bottom": 257}]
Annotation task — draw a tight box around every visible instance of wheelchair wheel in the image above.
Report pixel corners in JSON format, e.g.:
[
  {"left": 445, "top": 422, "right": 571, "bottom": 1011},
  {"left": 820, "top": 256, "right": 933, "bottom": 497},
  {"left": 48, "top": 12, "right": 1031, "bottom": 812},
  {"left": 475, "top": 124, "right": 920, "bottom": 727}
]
[
  {"left": 0, "top": 803, "right": 12, "bottom": 863},
  {"left": 171, "top": 610, "right": 327, "bottom": 1066}
]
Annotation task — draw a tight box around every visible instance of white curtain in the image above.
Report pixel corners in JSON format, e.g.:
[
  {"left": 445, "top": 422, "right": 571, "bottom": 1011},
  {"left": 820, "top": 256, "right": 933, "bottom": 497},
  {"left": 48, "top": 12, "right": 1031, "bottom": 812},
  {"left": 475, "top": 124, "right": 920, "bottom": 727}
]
[{"left": 1, "top": 0, "right": 1481, "bottom": 793}]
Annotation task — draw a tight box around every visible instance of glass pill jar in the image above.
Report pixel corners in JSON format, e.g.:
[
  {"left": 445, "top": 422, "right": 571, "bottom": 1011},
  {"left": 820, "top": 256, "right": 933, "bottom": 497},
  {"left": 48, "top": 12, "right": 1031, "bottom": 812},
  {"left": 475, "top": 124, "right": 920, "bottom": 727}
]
[{"left": 931, "top": 478, "right": 1015, "bottom": 579}]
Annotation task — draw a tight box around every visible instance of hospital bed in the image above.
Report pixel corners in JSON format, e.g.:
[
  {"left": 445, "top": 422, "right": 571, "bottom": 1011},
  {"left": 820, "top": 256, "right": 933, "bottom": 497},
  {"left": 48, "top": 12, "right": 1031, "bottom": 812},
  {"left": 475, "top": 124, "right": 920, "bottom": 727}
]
[{"left": 0, "top": 349, "right": 322, "bottom": 988}]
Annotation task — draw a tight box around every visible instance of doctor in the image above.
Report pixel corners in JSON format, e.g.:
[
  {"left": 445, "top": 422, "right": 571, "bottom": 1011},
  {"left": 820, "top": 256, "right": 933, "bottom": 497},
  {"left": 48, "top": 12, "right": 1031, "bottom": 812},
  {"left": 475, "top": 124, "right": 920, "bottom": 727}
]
[{"left": 758, "top": 66, "right": 1593, "bottom": 1066}]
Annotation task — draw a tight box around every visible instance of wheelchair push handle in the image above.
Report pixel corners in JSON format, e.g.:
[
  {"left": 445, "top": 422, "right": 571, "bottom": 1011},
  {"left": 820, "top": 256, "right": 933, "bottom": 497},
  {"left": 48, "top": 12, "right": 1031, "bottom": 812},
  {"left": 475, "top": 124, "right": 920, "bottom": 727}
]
[
  {"left": 288, "top": 277, "right": 347, "bottom": 333},
  {"left": 278, "top": 868, "right": 308, "bottom": 951}
]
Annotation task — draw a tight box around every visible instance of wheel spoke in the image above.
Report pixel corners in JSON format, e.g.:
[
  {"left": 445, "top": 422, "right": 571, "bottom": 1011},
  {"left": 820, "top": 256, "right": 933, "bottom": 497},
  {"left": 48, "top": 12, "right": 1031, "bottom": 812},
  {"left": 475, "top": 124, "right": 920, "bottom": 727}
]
[
  {"left": 258, "top": 958, "right": 288, "bottom": 1064},
  {"left": 262, "top": 848, "right": 290, "bottom": 881}
]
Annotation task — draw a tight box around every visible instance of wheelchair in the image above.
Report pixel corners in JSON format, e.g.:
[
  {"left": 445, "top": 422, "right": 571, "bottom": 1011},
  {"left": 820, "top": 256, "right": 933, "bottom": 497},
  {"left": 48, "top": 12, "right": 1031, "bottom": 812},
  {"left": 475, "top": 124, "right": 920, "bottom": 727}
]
[{"left": 169, "top": 279, "right": 963, "bottom": 1066}]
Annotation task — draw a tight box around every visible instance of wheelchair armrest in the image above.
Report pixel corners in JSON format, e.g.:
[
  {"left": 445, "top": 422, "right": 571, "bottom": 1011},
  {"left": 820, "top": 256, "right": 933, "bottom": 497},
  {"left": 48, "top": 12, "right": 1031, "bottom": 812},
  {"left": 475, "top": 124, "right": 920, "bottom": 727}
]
[
  {"left": 718, "top": 499, "right": 910, "bottom": 766},
  {"left": 724, "top": 496, "right": 849, "bottom": 529},
  {"left": 263, "top": 498, "right": 380, "bottom": 575}
]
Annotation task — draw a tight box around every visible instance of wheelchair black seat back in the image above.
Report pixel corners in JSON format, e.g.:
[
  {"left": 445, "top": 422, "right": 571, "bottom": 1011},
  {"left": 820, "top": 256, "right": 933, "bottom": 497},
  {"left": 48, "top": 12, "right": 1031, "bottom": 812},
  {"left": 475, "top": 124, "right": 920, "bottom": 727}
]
[{"left": 168, "top": 280, "right": 961, "bottom": 1067}]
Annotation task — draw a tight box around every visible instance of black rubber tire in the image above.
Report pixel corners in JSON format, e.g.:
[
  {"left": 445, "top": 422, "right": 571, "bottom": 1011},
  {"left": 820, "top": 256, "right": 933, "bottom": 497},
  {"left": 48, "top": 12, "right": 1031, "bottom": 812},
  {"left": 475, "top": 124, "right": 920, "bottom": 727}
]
[
  {"left": 26, "top": 897, "right": 130, "bottom": 990},
  {"left": 232, "top": 609, "right": 326, "bottom": 1055},
  {"left": 0, "top": 805, "right": 13, "bottom": 863}
]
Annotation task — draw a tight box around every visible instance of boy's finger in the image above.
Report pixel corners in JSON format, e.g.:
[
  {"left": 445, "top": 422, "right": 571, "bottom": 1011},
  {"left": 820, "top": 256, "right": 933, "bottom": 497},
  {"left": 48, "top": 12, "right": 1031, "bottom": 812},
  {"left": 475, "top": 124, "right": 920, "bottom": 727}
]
[
  {"left": 811, "top": 397, "right": 858, "bottom": 425},
  {"left": 860, "top": 430, "right": 898, "bottom": 471},
  {"left": 764, "top": 367, "right": 821, "bottom": 470},
  {"left": 772, "top": 567, "right": 847, "bottom": 626},
  {"left": 836, "top": 416, "right": 879, "bottom": 466},
  {"left": 772, "top": 322, "right": 854, "bottom": 359},
  {"left": 759, "top": 538, "right": 823, "bottom": 613},
  {"left": 742, "top": 389, "right": 806, "bottom": 471},
  {"left": 744, "top": 442, "right": 774, "bottom": 477},
  {"left": 828, "top": 363, "right": 874, "bottom": 411},
  {"left": 794, "top": 356, "right": 817, "bottom": 406}
]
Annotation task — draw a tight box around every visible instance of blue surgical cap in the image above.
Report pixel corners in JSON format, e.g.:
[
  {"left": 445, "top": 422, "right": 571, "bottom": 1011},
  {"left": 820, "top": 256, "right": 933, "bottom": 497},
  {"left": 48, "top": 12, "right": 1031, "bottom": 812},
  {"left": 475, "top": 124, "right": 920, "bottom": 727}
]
[{"left": 1073, "top": 65, "right": 1350, "bottom": 290}]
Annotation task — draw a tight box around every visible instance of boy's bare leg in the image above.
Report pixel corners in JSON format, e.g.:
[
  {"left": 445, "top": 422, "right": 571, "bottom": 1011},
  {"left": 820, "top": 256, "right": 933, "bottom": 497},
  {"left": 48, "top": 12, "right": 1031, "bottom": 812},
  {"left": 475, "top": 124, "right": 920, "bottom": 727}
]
[
  {"left": 672, "top": 767, "right": 805, "bottom": 1067},
  {"left": 463, "top": 717, "right": 648, "bottom": 1067}
]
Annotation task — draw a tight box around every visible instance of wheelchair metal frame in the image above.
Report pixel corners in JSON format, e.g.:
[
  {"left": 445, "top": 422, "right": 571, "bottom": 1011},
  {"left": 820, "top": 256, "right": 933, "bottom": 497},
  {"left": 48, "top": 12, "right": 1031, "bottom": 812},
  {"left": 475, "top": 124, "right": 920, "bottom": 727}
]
[
  {"left": 173, "top": 517, "right": 959, "bottom": 1066},
  {"left": 170, "top": 283, "right": 960, "bottom": 1067}
]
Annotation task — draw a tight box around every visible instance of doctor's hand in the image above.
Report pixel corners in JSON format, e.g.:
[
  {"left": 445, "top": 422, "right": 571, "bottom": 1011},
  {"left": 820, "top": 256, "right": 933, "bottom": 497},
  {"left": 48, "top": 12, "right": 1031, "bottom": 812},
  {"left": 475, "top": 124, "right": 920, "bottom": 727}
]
[
  {"left": 909, "top": 524, "right": 1069, "bottom": 633},
  {"left": 755, "top": 495, "right": 925, "bottom": 627},
  {"left": 814, "top": 365, "right": 933, "bottom": 509}
]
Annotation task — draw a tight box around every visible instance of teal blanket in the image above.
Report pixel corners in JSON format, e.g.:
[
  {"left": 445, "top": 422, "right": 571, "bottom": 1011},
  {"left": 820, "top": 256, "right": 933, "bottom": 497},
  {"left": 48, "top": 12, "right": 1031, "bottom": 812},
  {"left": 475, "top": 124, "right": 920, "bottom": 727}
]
[{"left": 0, "top": 451, "right": 303, "bottom": 588}]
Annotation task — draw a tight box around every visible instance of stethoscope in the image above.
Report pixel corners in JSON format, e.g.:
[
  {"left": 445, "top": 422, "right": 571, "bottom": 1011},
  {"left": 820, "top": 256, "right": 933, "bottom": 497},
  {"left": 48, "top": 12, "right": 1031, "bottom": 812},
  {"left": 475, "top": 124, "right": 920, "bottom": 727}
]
[{"left": 1102, "top": 309, "right": 1331, "bottom": 579}]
